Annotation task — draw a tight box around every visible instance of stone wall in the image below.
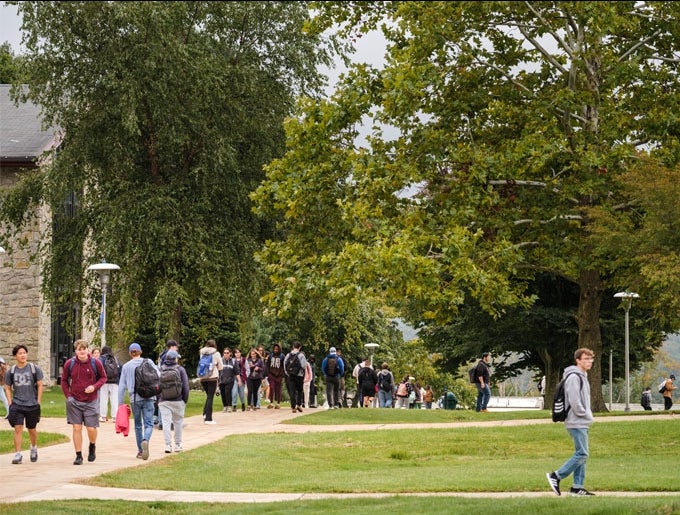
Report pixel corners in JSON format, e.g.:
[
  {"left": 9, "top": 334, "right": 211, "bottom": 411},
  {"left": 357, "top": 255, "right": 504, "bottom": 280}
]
[{"left": 0, "top": 168, "right": 53, "bottom": 385}]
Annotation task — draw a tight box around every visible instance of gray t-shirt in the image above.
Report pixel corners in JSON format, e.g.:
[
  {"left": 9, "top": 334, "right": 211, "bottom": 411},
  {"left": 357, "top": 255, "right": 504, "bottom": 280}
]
[{"left": 5, "top": 363, "right": 43, "bottom": 407}]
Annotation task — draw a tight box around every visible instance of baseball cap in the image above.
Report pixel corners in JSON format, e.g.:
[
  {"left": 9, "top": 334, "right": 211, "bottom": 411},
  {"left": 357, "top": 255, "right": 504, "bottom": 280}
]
[
  {"left": 129, "top": 343, "right": 142, "bottom": 353},
  {"left": 166, "top": 350, "right": 180, "bottom": 360},
  {"left": 329, "top": 347, "right": 336, "bottom": 354}
]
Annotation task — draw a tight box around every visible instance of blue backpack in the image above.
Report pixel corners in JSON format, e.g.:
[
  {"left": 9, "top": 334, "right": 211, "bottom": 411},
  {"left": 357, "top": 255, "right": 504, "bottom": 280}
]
[{"left": 197, "top": 353, "right": 214, "bottom": 378}]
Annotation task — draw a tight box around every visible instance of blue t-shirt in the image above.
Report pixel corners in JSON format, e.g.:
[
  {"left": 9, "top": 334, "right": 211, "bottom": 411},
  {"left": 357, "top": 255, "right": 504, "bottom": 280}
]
[{"left": 5, "top": 363, "right": 43, "bottom": 407}]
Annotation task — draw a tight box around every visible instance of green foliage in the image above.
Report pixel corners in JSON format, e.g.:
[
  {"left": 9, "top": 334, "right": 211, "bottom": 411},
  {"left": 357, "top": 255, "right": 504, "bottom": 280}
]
[
  {"left": 3, "top": 1, "right": 334, "bottom": 347},
  {"left": 253, "top": 2, "right": 680, "bottom": 411},
  {"left": 0, "top": 41, "right": 25, "bottom": 83}
]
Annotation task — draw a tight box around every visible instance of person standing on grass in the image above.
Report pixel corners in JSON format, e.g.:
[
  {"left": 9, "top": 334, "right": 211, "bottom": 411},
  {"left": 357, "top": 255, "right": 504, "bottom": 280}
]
[
  {"left": 4, "top": 344, "right": 43, "bottom": 465},
  {"left": 118, "top": 343, "right": 157, "bottom": 460},
  {"left": 61, "top": 339, "right": 107, "bottom": 465},
  {"left": 662, "top": 374, "right": 676, "bottom": 410},
  {"left": 546, "top": 347, "right": 596, "bottom": 497}
]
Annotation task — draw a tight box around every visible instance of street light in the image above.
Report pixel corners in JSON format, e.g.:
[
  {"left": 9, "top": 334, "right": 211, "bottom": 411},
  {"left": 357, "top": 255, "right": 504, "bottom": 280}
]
[
  {"left": 87, "top": 261, "right": 120, "bottom": 348},
  {"left": 614, "top": 291, "right": 639, "bottom": 412},
  {"left": 364, "top": 343, "right": 379, "bottom": 368}
]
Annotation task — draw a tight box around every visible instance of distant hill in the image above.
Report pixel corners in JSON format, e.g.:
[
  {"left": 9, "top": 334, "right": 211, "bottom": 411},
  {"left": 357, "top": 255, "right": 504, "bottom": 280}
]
[{"left": 663, "top": 333, "right": 680, "bottom": 362}]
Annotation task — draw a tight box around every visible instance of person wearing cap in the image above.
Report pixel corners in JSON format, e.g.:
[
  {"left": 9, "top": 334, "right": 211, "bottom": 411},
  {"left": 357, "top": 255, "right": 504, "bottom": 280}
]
[
  {"left": 0, "top": 356, "right": 9, "bottom": 418},
  {"left": 118, "top": 343, "right": 157, "bottom": 460},
  {"left": 158, "top": 349, "right": 189, "bottom": 453},
  {"left": 662, "top": 374, "right": 677, "bottom": 410},
  {"left": 321, "top": 346, "right": 344, "bottom": 409}
]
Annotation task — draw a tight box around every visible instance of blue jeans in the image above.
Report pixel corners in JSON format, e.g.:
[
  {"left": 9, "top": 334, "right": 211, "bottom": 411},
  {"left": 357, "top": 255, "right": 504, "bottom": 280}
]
[
  {"left": 232, "top": 382, "right": 245, "bottom": 407},
  {"left": 378, "top": 389, "right": 393, "bottom": 408},
  {"left": 475, "top": 383, "right": 490, "bottom": 411},
  {"left": 130, "top": 399, "right": 155, "bottom": 452},
  {"left": 556, "top": 428, "right": 589, "bottom": 488}
]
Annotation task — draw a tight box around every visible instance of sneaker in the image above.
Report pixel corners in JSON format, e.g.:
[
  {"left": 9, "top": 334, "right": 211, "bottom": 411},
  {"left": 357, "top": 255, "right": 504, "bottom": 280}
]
[
  {"left": 99, "top": 416, "right": 107, "bottom": 423},
  {"left": 267, "top": 404, "right": 274, "bottom": 409},
  {"left": 569, "top": 487, "right": 595, "bottom": 496},
  {"left": 11, "top": 452, "right": 22, "bottom": 465},
  {"left": 241, "top": 404, "right": 245, "bottom": 412},
  {"left": 292, "top": 408, "right": 297, "bottom": 413},
  {"left": 136, "top": 451, "right": 143, "bottom": 459},
  {"left": 222, "top": 407, "right": 228, "bottom": 412},
  {"left": 73, "top": 455, "right": 83, "bottom": 465},
  {"left": 165, "top": 445, "right": 172, "bottom": 454},
  {"left": 204, "top": 420, "right": 217, "bottom": 425},
  {"left": 174, "top": 444, "right": 183, "bottom": 452},
  {"left": 30, "top": 447, "right": 38, "bottom": 462},
  {"left": 546, "top": 472, "right": 561, "bottom": 496},
  {"left": 141, "top": 439, "right": 149, "bottom": 460},
  {"left": 274, "top": 404, "right": 280, "bottom": 409},
  {"left": 88, "top": 443, "right": 96, "bottom": 462},
  {"left": 296, "top": 406, "right": 303, "bottom": 412}
]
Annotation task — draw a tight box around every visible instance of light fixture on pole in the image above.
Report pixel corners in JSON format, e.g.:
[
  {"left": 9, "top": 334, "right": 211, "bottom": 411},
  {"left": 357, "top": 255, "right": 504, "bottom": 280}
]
[
  {"left": 87, "top": 261, "right": 120, "bottom": 349},
  {"left": 364, "top": 343, "right": 379, "bottom": 368},
  {"left": 614, "top": 291, "right": 639, "bottom": 412}
]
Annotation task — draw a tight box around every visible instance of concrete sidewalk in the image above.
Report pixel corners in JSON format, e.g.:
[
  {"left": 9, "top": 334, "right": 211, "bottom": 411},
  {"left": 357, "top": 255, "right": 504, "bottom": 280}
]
[{"left": 2, "top": 411, "right": 678, "bottom": 504}]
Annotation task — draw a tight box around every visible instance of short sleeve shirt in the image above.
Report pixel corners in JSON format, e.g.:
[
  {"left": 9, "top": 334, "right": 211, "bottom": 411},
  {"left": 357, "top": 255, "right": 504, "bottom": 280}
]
[{"left": 5, "top": 364, "right": 43, "bottom": 407}]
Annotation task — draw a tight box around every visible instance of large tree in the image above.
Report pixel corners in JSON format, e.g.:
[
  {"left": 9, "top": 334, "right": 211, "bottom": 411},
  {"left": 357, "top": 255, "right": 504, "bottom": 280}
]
[
  {"left": 253, "top": 2, "right": 680, "bottom": 410},
  {"left": 1, "top": 1, "right": 333, "bottom": 350}
]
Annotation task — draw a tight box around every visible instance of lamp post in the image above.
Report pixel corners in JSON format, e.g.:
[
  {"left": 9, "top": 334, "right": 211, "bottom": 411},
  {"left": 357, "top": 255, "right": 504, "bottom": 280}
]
[
  {"left": 614, "top": 291, "right": 639, "bottom": 412},
  {"left": 364, "top": 343, "right": 379, "bottom": 368},
  {"left": 87, "top": 261, "right": 120, "bottom": 348}
]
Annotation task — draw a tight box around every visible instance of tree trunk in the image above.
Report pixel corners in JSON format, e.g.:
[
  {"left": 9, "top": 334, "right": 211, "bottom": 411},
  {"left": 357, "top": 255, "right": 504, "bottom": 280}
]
[{"left": 576, "top": 269, "right": 608, "bottom": 412}]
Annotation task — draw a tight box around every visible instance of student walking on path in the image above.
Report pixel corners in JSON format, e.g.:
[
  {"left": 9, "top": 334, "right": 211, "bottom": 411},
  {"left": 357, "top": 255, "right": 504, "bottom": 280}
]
[
  {"left": 61, "top": 339, "right": 107, "bottom": 465},
  {"left": 546, "top": 347, "right": 596, "bottom": 497}
]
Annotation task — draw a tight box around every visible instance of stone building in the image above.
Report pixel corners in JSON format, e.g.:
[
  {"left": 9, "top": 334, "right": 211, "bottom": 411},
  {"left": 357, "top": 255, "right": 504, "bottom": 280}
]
[{"left": 0, "top": 84, "right": 64, "bottom": 384}]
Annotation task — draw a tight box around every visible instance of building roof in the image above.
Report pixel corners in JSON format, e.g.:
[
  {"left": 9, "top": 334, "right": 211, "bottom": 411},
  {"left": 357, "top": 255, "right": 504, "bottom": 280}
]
[{"left": 0, "top": 84, "right": 60, "bottom": 164}]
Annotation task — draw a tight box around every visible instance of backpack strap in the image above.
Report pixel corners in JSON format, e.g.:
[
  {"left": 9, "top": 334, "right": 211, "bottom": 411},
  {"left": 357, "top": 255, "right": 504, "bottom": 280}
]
[{"left": 67, "top": 356, "right": 99, "bottom": 383}]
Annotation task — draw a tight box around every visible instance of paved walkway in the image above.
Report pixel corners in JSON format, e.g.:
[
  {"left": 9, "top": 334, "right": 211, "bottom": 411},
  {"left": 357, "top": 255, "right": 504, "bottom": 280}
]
[{"left": 1, "top": 411, "right": 678, "bottom": 504}]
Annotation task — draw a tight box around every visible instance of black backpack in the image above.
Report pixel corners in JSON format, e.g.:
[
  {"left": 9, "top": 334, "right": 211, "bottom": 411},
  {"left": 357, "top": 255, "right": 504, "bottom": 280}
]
[
  {"left": 285, "top": 353, "right": 301, "bottom": 376},
  {"left": 378, "top": 371, "right": 392, "bottom": 392},
  {"left": 134, "top": 359, "right": 160, "bottom": 399},
  {"left": 159, "top": 364, "right": 183, "bottom": 400},
  {"left": 468, "top": 363, "right": 479, "bottom": 384},
  {"left": 326, "top": 356, "right": 338, "bottom": 377},
  {"left": 552, "top": 372, "right": 583, "bottom": 422},
  {"left": 102, "top": 354, "right": 119, "bottom": 382}
]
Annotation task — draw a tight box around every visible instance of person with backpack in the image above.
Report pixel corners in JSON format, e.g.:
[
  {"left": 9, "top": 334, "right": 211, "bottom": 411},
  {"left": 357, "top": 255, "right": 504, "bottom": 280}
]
[
  {"left": 662, "top": 374, "right": 676, "bottom": 410},
  {"left": 640, "top": 386, "right": 652, "bottom": 411},
  {"left": 158, "top": 349, "right": 189, "bottom": 453},
  {"left": 117, "top": 343, "right": 159, "bottom": 460},
  {"left": 198, "top": 339, "right": 223, "bottom": 424},
  {"left": 395, "top": 375, "right": 412, "bottom": 409},
  {"left": 4, "top": 344, "right": 44, "bottom": 465},
  {"left": 232, "top": 348, "right": 247, "bottom": 412},
  {"left": 376, "top": 362, "right": 395, "bottom": 408},
  {"left": 284, "top": 342, "right": 307, "bottom": 413},
  {"left": 98, "top": 345, "right": 121, "bottom": 423},
  {"left": 473, "top": 352, "right": 492, "bottom": 413},
  {"left": 321, "top": 347, "right": 344, "bottom": 409},
  {"left": 358, "top": 362, "right": 378, "bottom": 408},
  {"left": 265, "top": 343, "right": 286, "bottom": 410},
  {"left": 546, "top": 347, "right": 596, "bottom": 497},
  {"left": 61, "top": 339, "right": 107, "bottom": 465}
]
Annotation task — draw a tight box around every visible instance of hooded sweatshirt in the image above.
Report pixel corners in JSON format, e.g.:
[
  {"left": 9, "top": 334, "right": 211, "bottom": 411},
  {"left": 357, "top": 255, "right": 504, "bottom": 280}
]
[
  {"left": 563, "top": 364, "right": 594, "bottom": 429},
  {"left": 199, "top": 347, "right": 222, "bottom": 381}
]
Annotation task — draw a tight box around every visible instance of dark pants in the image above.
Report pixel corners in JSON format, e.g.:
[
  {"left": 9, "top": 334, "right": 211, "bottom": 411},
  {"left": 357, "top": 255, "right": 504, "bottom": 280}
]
[
  {"left": 268, "top": 375, "right": 284, "bottom": 403},
  {"left": 247, "top": 378, "right": 262, "bottom": 407},
  {"left": 219, "top": 381, "right": 234, "bottom": 407},
  {"left": 325, "top": 376, "right": 340, "bottom": 407},
  {"left": 287, "top": 375, "right": 304, "bottom": 408},
  {"left": 201, "top": 379, "right": 217, "bottom": 421},
  {"left": 664, "top": 397, "right": 673, "bottom": 410}
]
